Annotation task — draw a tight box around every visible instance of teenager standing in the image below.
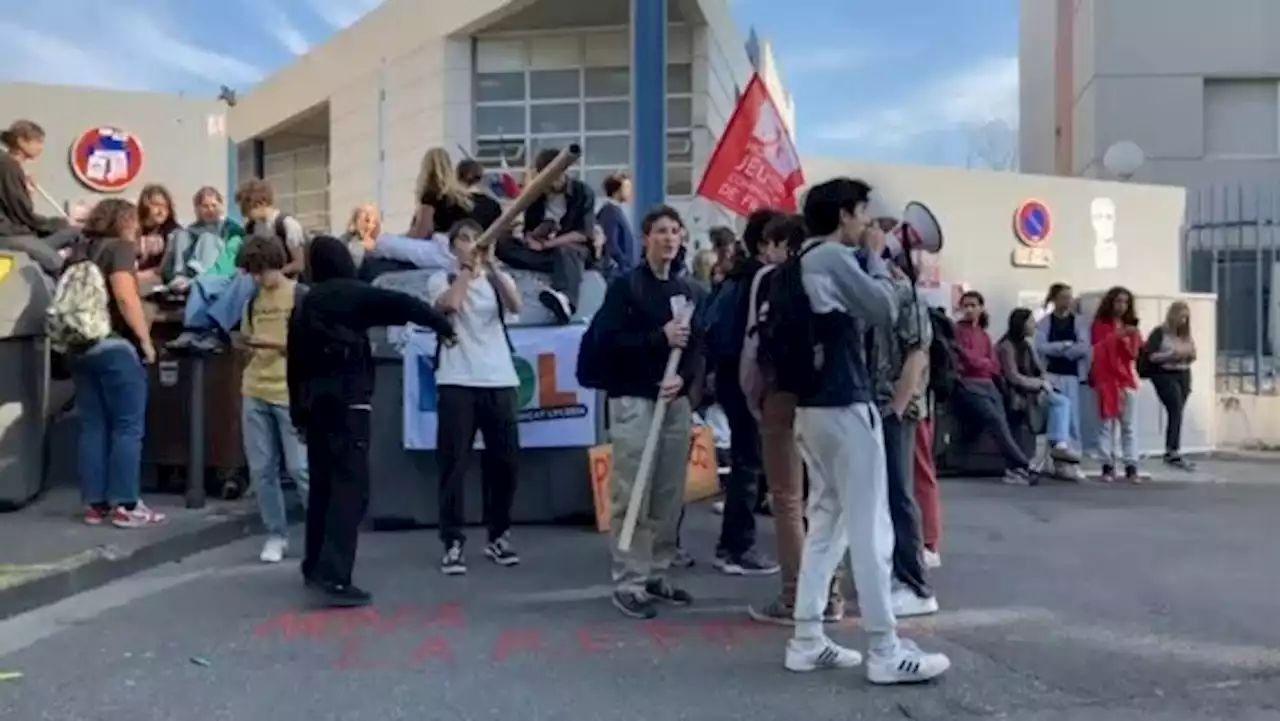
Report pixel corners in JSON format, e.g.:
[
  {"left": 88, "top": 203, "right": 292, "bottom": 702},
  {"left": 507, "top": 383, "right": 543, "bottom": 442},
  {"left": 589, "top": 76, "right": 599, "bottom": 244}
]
[
  {"left": 581, "top": 205, "right": 705, "bottom": 620},
  {"left": 427, "top": 220, "right": 524, "bottom": 574},
  {"left": 1089, "top": 286, "right": 1143, "bottom": 483},
  {"left": 289, "top": 237, "right": 456, "bottom": 607},
  {"left": 769, "top": 178, "right": 949, "bottom": 683},
  {"left": 1146, "top": 301, "right": 1197, "bottom": 469}
]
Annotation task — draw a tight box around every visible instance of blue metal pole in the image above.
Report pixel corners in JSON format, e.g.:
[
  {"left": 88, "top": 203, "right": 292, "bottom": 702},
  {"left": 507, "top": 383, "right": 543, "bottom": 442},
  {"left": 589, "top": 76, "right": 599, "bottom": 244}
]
[{"left": 631, "top": 0, "right": 667, "bottom": 217}]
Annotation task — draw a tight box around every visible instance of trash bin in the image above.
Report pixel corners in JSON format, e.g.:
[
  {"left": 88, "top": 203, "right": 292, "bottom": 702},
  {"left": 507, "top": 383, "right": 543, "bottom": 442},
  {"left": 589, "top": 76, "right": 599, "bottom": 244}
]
[{"left": 0, "top": 251, "right": 54, "bottom": 509}]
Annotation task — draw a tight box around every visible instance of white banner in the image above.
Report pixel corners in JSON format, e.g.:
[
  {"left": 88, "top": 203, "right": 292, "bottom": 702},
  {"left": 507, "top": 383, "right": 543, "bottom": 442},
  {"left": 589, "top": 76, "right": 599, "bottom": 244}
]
[{"left": 402, "top": 324, "right": 597, "bottom": 450}]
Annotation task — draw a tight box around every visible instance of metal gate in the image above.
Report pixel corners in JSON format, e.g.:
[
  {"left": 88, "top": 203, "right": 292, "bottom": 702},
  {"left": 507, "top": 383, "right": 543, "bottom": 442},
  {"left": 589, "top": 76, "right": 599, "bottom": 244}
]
[{"left": 1183, "top": 183, "right": 1279, "bottom": 395}]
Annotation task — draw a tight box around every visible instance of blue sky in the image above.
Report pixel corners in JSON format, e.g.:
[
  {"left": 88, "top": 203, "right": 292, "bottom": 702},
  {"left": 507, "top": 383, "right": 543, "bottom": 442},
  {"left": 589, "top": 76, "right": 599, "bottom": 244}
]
[{"left": 0, "top": 0, "right": 1017, "bottom": 168}]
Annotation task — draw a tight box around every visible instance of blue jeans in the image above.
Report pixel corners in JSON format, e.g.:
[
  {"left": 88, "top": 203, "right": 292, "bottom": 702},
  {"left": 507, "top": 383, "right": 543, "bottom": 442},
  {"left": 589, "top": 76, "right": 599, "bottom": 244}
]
[
  {"left": 1096, "top": 388, "right": 1138, "bottom": 466},
  {"left": 1044, "top": 390, "right": 1072, "bottom": 446},
  {"left": 242, "top": 396, "right": 310, "bottom": 536},
  {"left": 1046, "top": 374, "right": 1082, "bottom": 452},
  {"left": 183, "top": 273, "right": 258, "bottom": 333},
  {"left": 72, "top": 338, "right": 147, "bottom": 507}
]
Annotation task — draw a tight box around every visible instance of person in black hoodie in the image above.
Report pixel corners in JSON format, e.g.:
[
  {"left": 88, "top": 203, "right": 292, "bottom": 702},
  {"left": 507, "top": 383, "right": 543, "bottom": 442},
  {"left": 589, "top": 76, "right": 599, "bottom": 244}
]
[
  {"left": 288, "top": 236, "right": 456, "bottom": 607},
  {"left": 0, "top": 120, "right": 81, "bottom": 276},
  {"left": 585, "top": 204, "right": 706, "bottom": 620},
  {"left": 702, "top": 209, "right": 784, "bottom": 576}
]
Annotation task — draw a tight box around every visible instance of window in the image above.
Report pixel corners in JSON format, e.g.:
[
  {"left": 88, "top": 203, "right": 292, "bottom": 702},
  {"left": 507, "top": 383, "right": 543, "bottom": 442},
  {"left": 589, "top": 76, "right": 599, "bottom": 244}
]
[
  {"left": 1204, "top": 78, "right": 1280, "bottom": 157},
  {"left": 475, "top": 73, "right": 526, "bottom": 103},
  {"left": 585, "top": 67, "right": 630, "bottom": 98},
  {"left": 473, "top": 60, "right": 697, "bottom": 198},
  {"left": 530, "top": 70, "right": 581, "bottom": 100},
  {"left": 476, "top": 105, "right": 526, "bottom": 136}
]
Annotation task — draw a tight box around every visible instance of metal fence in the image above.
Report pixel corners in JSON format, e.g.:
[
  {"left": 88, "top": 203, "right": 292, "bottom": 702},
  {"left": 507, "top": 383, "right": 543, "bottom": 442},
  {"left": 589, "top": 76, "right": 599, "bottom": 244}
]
[{"left": 1183, "top": 183, "right": 1279, "bottom": 395}]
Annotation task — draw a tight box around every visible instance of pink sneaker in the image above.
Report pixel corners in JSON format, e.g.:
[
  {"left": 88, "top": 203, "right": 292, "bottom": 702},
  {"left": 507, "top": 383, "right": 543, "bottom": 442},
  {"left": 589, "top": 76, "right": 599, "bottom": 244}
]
[
  {"left": 83, "top": 507, "right": 109, "bottom": 526},
  {"left": 110, "top": 502, "right": 167, "bottom": 528}
]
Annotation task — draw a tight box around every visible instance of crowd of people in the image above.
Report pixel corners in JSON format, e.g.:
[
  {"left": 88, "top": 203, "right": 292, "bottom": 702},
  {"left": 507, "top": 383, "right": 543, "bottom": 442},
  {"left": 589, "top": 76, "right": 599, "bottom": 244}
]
[{"left": 0, "top": 116, "right": 1201, "bottom": 688}]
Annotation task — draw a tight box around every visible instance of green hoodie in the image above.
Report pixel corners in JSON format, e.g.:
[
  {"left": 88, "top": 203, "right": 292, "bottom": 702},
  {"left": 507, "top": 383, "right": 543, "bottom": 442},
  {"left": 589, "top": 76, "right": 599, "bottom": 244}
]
[{"left": 206, "top": 219, "right": 246, "bottom": 277}]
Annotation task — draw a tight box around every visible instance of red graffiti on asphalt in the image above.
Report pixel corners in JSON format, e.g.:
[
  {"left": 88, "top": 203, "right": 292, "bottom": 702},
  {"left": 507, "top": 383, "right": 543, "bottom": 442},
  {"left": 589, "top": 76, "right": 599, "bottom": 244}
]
[{"left": 252, "top": 604, "right": 777, "bottom": 671}]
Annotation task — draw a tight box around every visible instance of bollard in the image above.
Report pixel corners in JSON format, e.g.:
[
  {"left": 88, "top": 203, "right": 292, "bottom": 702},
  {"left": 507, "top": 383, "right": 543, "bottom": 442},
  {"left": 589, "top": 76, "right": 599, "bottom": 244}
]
[{"left": 185, "top": 356, "right": 206, "bottom": 509}]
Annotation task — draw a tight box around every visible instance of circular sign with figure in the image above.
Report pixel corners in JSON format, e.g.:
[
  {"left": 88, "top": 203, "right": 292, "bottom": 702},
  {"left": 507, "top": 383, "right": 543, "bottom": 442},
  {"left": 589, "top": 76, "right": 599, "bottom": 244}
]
[
  {"left": 69, "top": 127, "right": 145, "bottom": 193},
  {"left": 1013, "top": 199, "right": 1052, "bottom": 247}
]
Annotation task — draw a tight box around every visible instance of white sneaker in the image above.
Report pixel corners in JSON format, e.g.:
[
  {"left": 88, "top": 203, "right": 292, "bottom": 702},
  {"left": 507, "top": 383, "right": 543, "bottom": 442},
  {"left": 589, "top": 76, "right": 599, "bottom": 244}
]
[
  {"left": 538, "top": 288, "right": 573, "bottom": 324},
  {"left": 260, "top": 536, "right": 288, "bottom": 564},
  {"left": 866, "top": 639, "right": 951, "bottom": 684},
  {"left": 923, "top": 549, "right": 942, "bottom": 569},
  {"left": 892, "top": 587, "right": 940, "bottom": 618},
  {"left": 784, "top": 639, "right": 863, "bottom": 672}
]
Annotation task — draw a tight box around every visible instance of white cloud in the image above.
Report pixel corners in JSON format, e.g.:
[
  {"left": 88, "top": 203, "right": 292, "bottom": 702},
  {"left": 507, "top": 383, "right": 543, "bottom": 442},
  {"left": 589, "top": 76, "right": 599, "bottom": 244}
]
[
  {"left": 260, "top": 2, "right": 313, "bottom": 55},
  {"left": 0, "top": 8, "right": 263, "bottom": 93},
  {"left": 815, "top": 56, "right": 1019, "bottom": 149},
  {"left": 0, "top": 20, "right": 154, "bottom": 91},
  {"left": 785, "top": 47, "right": 876, "bottom": 73},
  {"left": 309, "top": 0, "right": 384, "bottom": 29}
]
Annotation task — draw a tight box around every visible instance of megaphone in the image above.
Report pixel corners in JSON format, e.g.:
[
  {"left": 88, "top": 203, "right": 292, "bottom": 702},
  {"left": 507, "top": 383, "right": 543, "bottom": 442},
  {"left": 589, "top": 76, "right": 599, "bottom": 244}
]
[{"left": 886, "top": 201, "right": 943, "bottom": 257}]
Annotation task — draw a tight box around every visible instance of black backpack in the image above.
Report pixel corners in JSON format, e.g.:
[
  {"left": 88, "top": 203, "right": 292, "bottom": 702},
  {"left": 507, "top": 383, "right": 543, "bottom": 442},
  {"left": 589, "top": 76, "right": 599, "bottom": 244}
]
[
  {"left": 756, "top": 244, "right": 823, "bottom": 398},
  {"left": 926, "top": 307, "right": 960, "bottom": 403},
  {"left": 575, "top": 271, "right": 656, "bottom": 390}
]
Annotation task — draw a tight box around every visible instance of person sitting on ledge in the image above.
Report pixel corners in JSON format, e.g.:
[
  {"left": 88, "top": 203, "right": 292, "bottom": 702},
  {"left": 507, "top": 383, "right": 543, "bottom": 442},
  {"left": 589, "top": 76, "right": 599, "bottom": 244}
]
[
  {"left": 158, "top": 186, "right": 242, "bottom": 294},
  {"left": 496, "top": 147, "right": 596, "bottom": 325},
  {"left": 169, "top": 179, "right": 301, "bottom": 353},
  {"left": 0, "top": 119, "right": 82, "bottom": 276}
]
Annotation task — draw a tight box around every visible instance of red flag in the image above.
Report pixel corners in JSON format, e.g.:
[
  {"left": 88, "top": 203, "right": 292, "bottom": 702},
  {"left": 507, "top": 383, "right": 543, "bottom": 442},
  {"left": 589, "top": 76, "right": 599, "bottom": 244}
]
[
  {"left": 696, "top": 73, "right": 804, "bottom": 216},
  {"left": 497, "top": 151, "right": 521, "bottom": 198}
]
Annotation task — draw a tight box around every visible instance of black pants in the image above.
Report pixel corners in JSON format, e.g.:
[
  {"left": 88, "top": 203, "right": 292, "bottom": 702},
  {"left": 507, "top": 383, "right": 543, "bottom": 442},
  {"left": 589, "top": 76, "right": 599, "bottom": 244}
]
[
  {"left": 302, "top": 404, "right": 371, "bottom": 586},
  {"left": 1151, "top": 371, "right": 1191, "bottom": 455},
  {"left": 882, "top": 412, "right": 929, "bottom": 597},
  {"left": 436, "top": 386, "right": 520, "bottom": 546},
  {"left": 495, "top": 238, "right": 588, "bottom": 308},
  {"left": 953, "top": 380, "right": 1030, "bottom": 469},
  {"left": 716, "top": 377, "right": 761, "bottom": 558}
]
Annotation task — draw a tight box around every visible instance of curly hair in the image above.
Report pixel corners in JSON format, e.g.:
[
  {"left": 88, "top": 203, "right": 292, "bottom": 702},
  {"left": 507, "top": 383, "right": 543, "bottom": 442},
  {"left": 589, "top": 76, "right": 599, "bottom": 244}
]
[
  {"left": 137, "top": 183, "right": 179, "bottom": 237},
  {"left": 1095, "top": 286, "right": 1138, "bottom": 326},
  {"left": 82, "top": 199, "right": 138, "bottom": 240},
  {"left": 238, "top": 235, "right": 289, "bottom": 273}
]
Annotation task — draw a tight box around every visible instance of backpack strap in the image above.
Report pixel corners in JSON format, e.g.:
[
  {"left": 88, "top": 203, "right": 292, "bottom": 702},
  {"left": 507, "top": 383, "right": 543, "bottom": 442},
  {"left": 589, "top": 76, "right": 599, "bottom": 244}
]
[{"left": 744, "top": 264, "right": 774, "bottom": 336}]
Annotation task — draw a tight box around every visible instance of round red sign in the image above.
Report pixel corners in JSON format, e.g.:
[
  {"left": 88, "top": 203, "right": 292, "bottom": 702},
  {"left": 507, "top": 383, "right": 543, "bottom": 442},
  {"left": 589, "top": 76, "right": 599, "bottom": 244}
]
[{"left": 69, "top": 127, "right": 144, "bottom": 193}]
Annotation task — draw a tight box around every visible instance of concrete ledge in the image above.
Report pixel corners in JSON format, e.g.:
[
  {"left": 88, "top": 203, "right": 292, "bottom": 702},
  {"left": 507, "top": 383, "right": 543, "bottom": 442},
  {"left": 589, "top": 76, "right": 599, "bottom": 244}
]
[{"left": 0, "top": 509, "right": 257, "bottom": 622}]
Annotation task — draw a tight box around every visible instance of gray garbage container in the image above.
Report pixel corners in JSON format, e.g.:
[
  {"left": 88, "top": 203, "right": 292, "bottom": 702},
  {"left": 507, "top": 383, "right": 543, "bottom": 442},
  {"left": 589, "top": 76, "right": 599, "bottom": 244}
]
[{"left": 0, "top": 251, "right": 53, "bottom": 509}]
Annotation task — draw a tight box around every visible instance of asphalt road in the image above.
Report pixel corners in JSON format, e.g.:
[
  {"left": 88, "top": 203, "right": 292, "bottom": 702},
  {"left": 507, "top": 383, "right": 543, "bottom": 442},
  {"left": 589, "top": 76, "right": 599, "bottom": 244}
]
[{"left": 1, "top": 478, "right": 1279, "bottom": 721}]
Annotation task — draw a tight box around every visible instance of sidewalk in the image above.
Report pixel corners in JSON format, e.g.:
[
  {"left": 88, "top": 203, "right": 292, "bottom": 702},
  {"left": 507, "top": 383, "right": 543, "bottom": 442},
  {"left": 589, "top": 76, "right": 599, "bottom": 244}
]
[{"left": 0, "top": 488, "right": 257, "bottom": 621}]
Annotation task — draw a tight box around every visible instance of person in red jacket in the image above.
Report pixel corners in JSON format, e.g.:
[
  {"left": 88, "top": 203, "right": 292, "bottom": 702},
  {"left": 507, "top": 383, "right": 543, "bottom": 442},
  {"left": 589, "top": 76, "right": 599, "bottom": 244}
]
[
  {"left": 1089, "top": 286, "right": 1143, "bottom": 482},
  {"left": 949, "top": 291, "right": 1033, "bottom": 484}
]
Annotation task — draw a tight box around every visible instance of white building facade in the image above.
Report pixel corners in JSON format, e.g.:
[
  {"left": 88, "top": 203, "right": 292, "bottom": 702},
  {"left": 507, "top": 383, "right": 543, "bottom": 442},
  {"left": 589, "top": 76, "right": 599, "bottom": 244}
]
[{"left": 228, "top": 0, "right": 785, "bottom": 243}]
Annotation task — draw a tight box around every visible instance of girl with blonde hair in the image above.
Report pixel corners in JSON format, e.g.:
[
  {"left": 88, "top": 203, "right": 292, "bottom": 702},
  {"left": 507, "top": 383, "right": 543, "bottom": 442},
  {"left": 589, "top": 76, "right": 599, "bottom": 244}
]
[
  {"left": 1144, "top": 300, "right": 1197, "bottom": 469},
  {"left": 412, "top": 147, "right": 473, "bottom": 237},
  {"left": 343, "top": 203, "right": 382, "bottom": 268}
]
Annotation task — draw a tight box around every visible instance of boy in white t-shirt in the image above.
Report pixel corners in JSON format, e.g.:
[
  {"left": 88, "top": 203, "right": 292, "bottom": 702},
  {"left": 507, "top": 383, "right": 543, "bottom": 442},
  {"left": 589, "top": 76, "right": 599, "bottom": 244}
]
[{"left": 425, "top": 219, "right": 524, "bottom": 575}]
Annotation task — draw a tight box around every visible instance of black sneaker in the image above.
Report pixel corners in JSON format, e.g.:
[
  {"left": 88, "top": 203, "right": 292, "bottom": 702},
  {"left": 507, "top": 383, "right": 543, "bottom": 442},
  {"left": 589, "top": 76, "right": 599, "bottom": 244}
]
[
  {"left": 441, "top": 542, "right": 466, "bottom": 575},
  {"left": 612, "top": 589, "right": 658, "bottom": 619},
  {"left": 644, "top": 578, "right": 694, "bottom": 606},
  {"left": 308, "top": 578, "right": 372, "bottom": 608},
  {"left": 483, "top": 533, "right": 520, "bottom": 567},
  {"left": 1164, "top": 454, "right": 1196, "bottom": 471},
  {"left": 1100, "top": 464, "right": 1116, "bottom": 483},
  {"left": 538, "top": 289, "right": 573, "bottom": 324},
  {"left": 1124, "top": 464, "right": 1141, "bottom": 484},
  {"left": 718, "top": 549, "right": 780, "bottom": 576}
]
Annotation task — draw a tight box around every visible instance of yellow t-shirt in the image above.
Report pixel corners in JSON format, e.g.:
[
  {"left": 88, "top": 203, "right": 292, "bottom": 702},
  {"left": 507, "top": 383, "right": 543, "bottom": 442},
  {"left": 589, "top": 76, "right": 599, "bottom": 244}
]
[{"left": 241, "top": 279, "right": 298, "bottom": 406}]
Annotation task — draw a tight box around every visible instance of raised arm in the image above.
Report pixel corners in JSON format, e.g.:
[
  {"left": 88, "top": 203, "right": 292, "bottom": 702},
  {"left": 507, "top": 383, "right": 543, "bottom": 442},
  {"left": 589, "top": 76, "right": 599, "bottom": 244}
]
[{"left": 823, "top": 246, "right": 898, "bottom": 328}]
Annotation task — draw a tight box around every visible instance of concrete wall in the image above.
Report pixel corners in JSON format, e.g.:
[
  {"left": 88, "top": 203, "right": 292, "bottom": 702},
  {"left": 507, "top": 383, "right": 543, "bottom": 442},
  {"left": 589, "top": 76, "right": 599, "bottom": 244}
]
[
  {"left": 0, "top": 83, "right": 227, "bottom": 223},
  {"left": 800, "top": 159, "right": 1188, "bottom": 332},
  {"left": 1021, "top": 0, "right": 1280, "bottom": 188},
  {"left": 1018, "top": 0, "right": 1057, "bottom": 176}
]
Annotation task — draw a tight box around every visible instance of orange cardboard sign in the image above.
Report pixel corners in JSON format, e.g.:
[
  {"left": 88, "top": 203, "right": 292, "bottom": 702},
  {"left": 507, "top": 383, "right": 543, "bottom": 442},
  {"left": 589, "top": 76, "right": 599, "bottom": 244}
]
[{"left": 587, "top": 426, "right": 722, "bottom": 533}]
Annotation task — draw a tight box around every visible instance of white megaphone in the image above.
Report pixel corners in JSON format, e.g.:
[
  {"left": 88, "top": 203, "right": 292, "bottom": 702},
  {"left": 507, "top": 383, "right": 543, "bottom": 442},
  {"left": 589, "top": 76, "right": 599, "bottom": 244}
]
[{"left": 885, "top": 201, "right": 944, "bottom": 257}]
